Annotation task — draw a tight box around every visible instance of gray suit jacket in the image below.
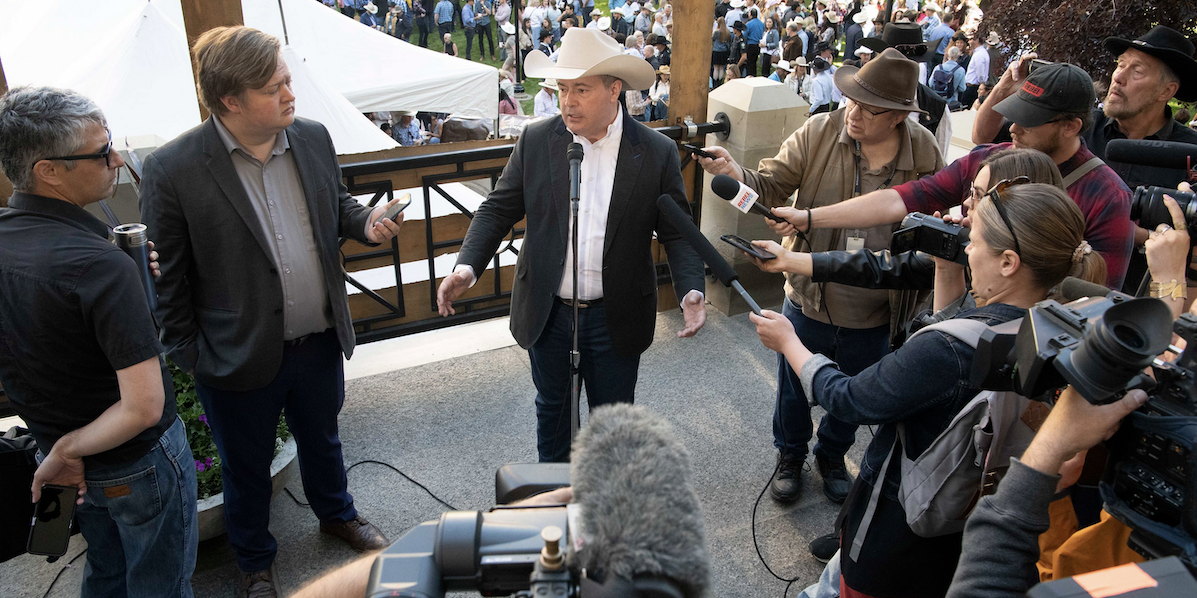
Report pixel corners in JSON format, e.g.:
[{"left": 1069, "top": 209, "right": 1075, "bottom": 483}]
[
  {"left": 140, "top": 117, "right": 374, "bottom": 391},
  {"left": 456, "top": 111, "right": 705, "bottom": 357}
]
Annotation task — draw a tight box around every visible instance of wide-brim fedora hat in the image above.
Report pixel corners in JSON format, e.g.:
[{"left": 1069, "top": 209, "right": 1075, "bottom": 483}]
[
  {"left": 833, "top": 47, "right": 927, "bottom": 114},
  {"left": 1104, "top": 25, "right": 1197, "bottom": 102},
  {"left": 860, "top": 22, "right": 933, "bottom": 62},
  {"left": 524, "top": 28, "right": 657, "bottom": 90}
]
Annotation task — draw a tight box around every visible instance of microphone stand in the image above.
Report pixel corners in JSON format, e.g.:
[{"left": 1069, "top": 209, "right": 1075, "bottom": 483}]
[{"left": 567, "top": 143, "right": 584, "bottom": 442}]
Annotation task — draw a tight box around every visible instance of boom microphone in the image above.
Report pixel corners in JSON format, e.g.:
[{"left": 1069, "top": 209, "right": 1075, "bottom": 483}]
[
  {"left": 1060, "top": 276, "right": 1113, "bottom": 302},
  {"left": 656, "top": 194, "right": 764, "bottom": 315},
  {"left": 569, "top": 404, "right": 710, "bottom": 598},
  {"left": 710, "top": 174, "right": 787, "bottom": 222},
  {"left": 1106, "top": 139, "right": 1197, "bottom": 170}
]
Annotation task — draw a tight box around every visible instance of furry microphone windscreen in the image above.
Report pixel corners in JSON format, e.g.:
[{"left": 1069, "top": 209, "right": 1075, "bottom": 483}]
[{"left": 568, "top": 404, "right": 711, "bottom": 597}]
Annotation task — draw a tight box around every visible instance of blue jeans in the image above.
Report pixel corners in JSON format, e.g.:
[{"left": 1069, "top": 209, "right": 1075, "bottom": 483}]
[
  {"left": 529, "top": 300, "right": 640, "bottom": 462},
  {"left": 773, "top": 298, "right": 889, "bottom": 462},
  {"left": 197, "top": 329, "right": 355, "bottom": 572},
  {"left": 72, "top": 417, "right": 198, "bottom": 598}
]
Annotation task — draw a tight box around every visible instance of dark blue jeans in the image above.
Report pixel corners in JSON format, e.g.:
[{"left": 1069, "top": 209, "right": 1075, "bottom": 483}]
[
  {"left": 529, "top": 300, "right": 640, "bottom": 462},
  {"left": 774, "top": 298, "right": 889, "bottom": 462},
  {"left": 197, "top": 329, "right": 356, "bottom": 572},
  {"left": 70, "top": 417, "right": 198, "bottom": 598}
]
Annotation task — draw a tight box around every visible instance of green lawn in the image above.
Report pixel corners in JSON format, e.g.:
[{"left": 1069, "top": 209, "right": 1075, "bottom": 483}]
[{"left": 429, "top": 0, "right": 612, "bottom": 114}]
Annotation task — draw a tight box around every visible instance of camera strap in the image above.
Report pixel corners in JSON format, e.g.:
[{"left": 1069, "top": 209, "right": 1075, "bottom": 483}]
[{"left": 853, "top": 140, "right": 898, "bottom": 197}]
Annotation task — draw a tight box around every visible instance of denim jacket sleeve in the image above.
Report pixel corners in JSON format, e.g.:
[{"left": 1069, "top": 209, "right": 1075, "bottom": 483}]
[{"left": 801, "top": 326, "right": 968, "bottom": 426}]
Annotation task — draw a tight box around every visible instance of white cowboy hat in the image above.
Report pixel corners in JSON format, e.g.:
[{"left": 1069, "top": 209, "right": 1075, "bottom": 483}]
[
  {"left": 525, "top": 28, "right": 657, "bottom": 90},
  {"left": 590, "top": 8, "right": 602, "bottom": 16},
  {"left": 597, "top": 16, "right": 611, "bottom": 30},
  {"left": 924, "top": 2, "right": 942, "bottom": 12},
  {"left": 854, "top": 45, "right": 874, "bottom": 56},
  {"left": 397, "top": 110, "right": 418, "bottom": 117},
  {"left": 825, "top": 11, "right": 840, "bottom": 23},
  {"left": 793, "top": 56, "right": 808, "bottom": 67},
  {"left": 539, "top": 78, "right": 559, "bottom": 91},
  {"left": 364, "top": 2, "right": 378, "bottom": 14},
  {"left": 985, "top": 31, "right": 1001, "bottom": 45},
  {"left": 501, "top": 22, "right": 516, "bottom": 35},
  {"left": 729, "top": 0, "right": 746, "bottom": 7},
  {"left": 852, "top": 11, "right": 869, "bottom": 24},
  {"left": 776, "top": 60, "right": 793, "bottom": 72}
]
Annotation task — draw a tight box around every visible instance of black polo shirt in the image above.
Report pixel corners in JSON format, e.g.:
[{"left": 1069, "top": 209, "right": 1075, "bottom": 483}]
[
  {"left": 0, "top": 192, "right": 174, "bottom": 469},
  {"left": 1084, "top": 106, "right": 1197, "bottom": 189}
]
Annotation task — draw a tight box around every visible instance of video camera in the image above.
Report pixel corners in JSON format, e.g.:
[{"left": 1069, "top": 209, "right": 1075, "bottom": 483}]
[
  {"left": 890, "top": 212, "right": 970, "bottom": 266},
  {"left": 970, "top": 292, "right": 1197, "bottom": 570}
]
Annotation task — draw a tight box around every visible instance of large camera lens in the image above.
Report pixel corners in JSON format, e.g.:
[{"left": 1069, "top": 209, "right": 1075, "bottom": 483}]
[
  {"left": 1130, "top": 186, "right": 1197, "bottom": 231},
  {"left": 1064, "top": 298, "right": 1173, "bottom": 404}
]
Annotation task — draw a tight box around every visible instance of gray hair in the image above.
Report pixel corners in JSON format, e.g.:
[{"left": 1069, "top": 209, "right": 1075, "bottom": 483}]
[
  {"left": 0, "top": 86, "right": 106, "bottom": 191},
  {"left": 946, "top": 46, "right": 961, "bottom": 62}
]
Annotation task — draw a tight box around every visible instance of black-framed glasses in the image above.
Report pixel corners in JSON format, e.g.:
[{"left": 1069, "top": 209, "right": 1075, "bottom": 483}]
[
  {"left": 984, "top": 176, "right": 1031, "bottom": 256},
  {"left": 845, "top": 97, "right": 892, "bottom": 120},
  {"left": 36, "top": 128, "right": 114, "bottom": 170}
]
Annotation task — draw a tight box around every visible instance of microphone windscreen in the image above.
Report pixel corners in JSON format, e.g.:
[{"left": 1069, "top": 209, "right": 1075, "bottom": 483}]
[
  {"left": 656, "top": 194, "right": 739, "bottom": 286},
  {"left": 568, "top": 142, "right": 584, "bottom": 163},
  {"left": 1106, "top": 139, "right": 1197, "bottom": 171},
  {"left": 569, "top": 404, "right": 709, "bottom": 597},
  {"left": 1060, "top": 276, "right": 1112, "bottom": 301}
]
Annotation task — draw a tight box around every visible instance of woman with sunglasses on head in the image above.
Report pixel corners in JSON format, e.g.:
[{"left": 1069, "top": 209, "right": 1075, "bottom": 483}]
[{"left": 751, "top": 181, "right": 1106, "bottom": 598}]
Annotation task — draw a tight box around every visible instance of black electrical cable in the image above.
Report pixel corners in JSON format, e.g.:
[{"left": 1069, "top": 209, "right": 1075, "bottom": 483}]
[
  {"left": 283, "top": 459, "right": 458, "bottom": 511},
  {"left": 41, "top": 548, "right": 88, "bottom": 598}
]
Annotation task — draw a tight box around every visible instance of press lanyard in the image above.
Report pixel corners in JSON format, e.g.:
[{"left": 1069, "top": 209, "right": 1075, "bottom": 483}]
[{"left": 853, "top": 140, "right": 897, "bottom": 197}]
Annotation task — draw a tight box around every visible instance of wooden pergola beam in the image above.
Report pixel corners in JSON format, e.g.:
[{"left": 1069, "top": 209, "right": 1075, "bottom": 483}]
[{"left": 180, "top": 0, "right": 245, "bottom": 121}]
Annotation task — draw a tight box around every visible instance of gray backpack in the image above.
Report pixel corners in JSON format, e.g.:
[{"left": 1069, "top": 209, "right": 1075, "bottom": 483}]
[{"left": 848, "top": 318, "right": 1038, "bottom": 562}]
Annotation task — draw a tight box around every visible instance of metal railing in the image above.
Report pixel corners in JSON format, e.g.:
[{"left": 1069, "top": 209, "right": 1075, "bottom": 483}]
[{"left": 339, "top": 117, "right": 730, "bottom": 344}]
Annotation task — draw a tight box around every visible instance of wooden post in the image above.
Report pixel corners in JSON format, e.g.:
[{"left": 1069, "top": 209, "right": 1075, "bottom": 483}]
[
  {"left": 666, "top": 0, "right": 715, "bottom": 207},
  {"left": 0, "top": 55, "right": 11, "bottom": 205},
  {"left": 180, "top": 0, "right": 245, "bottom": 121}
]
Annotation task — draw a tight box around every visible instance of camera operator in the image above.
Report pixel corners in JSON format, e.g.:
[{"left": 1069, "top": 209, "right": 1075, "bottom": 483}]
[
  {"left": 0, "top": 87, "right": 197, "bottom": 596},
  {"left": 740, "top": 61, "right": 1136, "bottom": 290},
  {"left": 946, "top": 386, "right": 1151, "bottom": 598},
  {"left": 751, "top": 183, "right": 1105, "bottom": 598}
]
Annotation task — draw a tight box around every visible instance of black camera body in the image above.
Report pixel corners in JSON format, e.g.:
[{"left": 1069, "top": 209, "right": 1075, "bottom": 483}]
[
  {"left": 973, "top": 295, "right": 1197, "bottom": 570},
  {"left": 890, "top": 212, "right": 970, "bottom": 266},
  {"left": 1130, "top": 185, "right": 1197, "bottom": 233}
]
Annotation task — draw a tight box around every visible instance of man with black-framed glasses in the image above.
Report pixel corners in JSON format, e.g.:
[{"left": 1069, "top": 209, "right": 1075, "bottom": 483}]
[
  {"left": 768, "top": 60, "right": 1136, "bottom": 291},
  {"left": 696, "top": 48, "right": 944, "bottom": 510},
  {"left": 0, "top": 86, "right": 198, "bottom": 597}
]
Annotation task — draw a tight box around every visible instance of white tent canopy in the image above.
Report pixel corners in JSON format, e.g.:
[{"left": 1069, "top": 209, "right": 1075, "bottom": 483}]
[
  {"left": 281, "top": 45, "right": 399, "bottom": 154},
  {"left": 243, "top": 0, "right": 498, "bottom": 119}
]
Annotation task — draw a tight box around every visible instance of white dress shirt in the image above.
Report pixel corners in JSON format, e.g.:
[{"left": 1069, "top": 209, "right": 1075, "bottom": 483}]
[
  {"left": 965, "top": 44, "right": 990, "bottom": 85},
  {"left": 534, "top": 89, "right": 560, "bottom": 117},
  {"left": 557, "top": 105, "right": 625, "bottom": 300}
]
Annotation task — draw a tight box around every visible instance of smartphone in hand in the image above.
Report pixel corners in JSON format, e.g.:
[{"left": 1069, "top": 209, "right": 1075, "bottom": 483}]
[
  {"left": 721, "top": 234, "right": 776, "bottom": 260},
  {"left": 682, "top": 143, "right": 717, "bottom": 160},
  {"left": 381, "top": 192, "right": 412, "bottom": 222},
  {"left": 27, "top": 484, "right": 79, "bottom": 558}
]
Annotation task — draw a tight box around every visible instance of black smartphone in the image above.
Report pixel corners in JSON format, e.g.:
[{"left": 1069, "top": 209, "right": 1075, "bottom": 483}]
[
  {"left": 381, "top": 192, "right": 412, "bottom": 222},
  {"left": 682, "top": 143, "right": 716, "bottom": 159},
  {"left": 721, "top": 234, "right": 776, "bottom": 260},
  {"left": 27, "top": 484, "right": 79, "bottom": 557}
]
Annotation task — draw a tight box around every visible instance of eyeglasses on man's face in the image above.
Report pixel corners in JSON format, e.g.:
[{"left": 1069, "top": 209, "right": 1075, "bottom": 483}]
[
  {"left": 845, "top": 97, "right": 893, "bottom": 120},
  {"left": 36, "top": 128, "right": 115, "bottom": 170}
]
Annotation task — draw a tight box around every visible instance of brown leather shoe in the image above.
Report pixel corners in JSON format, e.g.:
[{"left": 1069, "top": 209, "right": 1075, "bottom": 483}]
[
  {"left": 319, "top": 515, "right": 390, "bottom": 552},
  {"left": 238, "top": 564, "right": 280, "bottom": 598}
]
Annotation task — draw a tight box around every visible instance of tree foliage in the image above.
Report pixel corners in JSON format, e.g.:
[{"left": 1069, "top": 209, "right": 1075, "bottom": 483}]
[{"left": 978, "top": 0, "right": 1197, "bottom": 85}]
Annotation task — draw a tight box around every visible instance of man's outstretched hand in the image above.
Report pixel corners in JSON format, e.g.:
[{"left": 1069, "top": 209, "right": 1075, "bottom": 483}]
[
  {"left": 436, "top": 268, "right": 474, "bottom": 316},
  {"left": 677, "top": 290, "right": 706, "bottom": 338}
]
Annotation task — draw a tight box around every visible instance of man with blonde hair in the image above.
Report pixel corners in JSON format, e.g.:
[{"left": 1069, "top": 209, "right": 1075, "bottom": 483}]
[{"left": 140, "top": 26, "right": 403, "bottom": 598}]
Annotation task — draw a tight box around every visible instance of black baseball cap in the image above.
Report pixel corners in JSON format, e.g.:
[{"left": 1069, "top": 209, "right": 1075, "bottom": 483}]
[{"left": 993, "top": 62, "right": 1096, "bottom": 128}]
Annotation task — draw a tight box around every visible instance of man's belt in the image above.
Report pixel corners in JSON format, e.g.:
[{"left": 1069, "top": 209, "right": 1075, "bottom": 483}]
[{"left": 557, "top": 296, "right": 604, "bottom": 308}]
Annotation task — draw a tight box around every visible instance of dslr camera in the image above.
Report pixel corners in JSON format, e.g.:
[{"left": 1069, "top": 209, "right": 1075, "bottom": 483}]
[
  {"left": 1130, "top": 185, "right": 1197, "bottom": 233},
  {"left": 890, "top": 212, "right": 970, "bottom": 266},
  {"left": 971, "top": 292, "right": 1197, "bottom": 570}
]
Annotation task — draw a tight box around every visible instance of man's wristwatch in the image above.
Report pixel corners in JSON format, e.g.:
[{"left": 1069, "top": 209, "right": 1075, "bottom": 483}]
[{"left": 1149, "top": 278, "right": 1188, "bottom": 301}]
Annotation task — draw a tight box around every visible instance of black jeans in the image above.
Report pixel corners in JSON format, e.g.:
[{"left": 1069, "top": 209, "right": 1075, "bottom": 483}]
[
  {"left": 476, "top": 21, "right": 495, "bottom": 57},
  {"left": 464, "top": 26, "right": 475, "bottom": 58},
  {"left": 745, "top": 44, "right": 760, "bottom": 77},
  {"left": 418, "top": 14, "right": 432, "bottom": 46}
]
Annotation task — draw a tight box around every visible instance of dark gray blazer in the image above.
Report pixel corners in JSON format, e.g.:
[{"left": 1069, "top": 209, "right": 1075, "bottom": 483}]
[
  {"left": 457, "top": 111, "right": 705, "bottom": 357},
  {"left": 140, "top": 117, "right": 374, "bottom": 392}
]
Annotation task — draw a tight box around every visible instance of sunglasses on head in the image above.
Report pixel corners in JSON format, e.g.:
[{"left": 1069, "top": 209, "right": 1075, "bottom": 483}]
[{"left": 985, "top": 176, "right": 1031, "bottom": 256}]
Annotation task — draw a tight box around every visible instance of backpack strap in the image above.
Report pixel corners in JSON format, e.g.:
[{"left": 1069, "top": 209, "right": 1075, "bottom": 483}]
[
  {"left": 1062, "top": 157, "right": 1106, "bottom": 189},
  {"left": 848, "top": 317, "right": 990, "bottom": 561}
]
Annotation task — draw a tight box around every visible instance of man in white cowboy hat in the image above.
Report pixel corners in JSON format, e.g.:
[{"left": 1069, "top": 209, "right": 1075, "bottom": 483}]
[
  {"left": 919, "top": 1, "right": 942, "bottom": 40},
  {"left": 695, "top": 47, "right": 944, "bottom": 509},
  {"left": 726, "top": 0, "right": 746, "bottom": 28},
  {"left": 437, "top": 28, "right": 707, "bottom": 462},
  {"left": 586, "top": 8, "right": 603, "bottom": 29},
  {"left": 533, "top": 78, "right": 560, "bottom": 117},
  {"left": 769, "top": 57, "right": 792, "bottom": 82}
]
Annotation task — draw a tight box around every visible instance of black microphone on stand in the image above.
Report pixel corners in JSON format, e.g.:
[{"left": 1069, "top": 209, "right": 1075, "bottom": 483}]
[
  {"left": 655, "top": 194, "right": 764, "bottom": 316},
  {"left": 567, "top": 142, "right": 584, "bottom": 442}
]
